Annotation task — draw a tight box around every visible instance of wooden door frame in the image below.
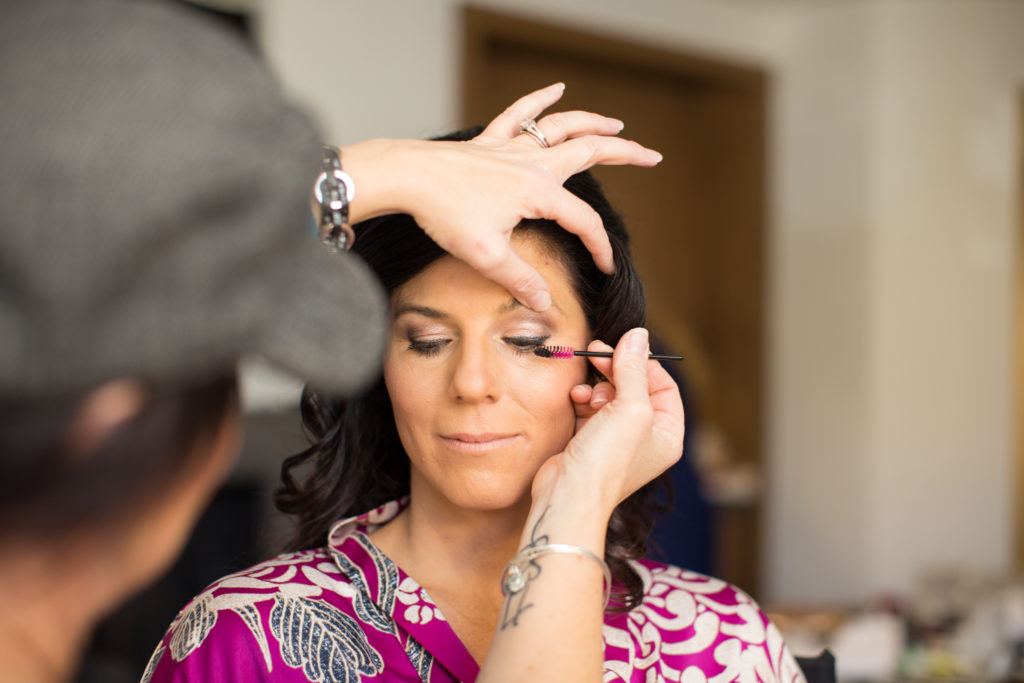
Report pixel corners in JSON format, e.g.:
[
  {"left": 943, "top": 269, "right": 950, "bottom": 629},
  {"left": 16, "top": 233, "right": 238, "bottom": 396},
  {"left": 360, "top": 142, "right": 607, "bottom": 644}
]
[
  {"left": 462, "top": 7, "right": 767, "bottom": 122},
  {"left": 1017, "top": 94, "right": 1024, "bottom": 570}
]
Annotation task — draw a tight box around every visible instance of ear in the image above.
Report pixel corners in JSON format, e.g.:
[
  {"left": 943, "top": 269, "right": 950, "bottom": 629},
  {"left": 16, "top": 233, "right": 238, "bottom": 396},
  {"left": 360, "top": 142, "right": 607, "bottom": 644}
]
[{"left": 64, "top": 379, "right": 148, "bottom": 461}]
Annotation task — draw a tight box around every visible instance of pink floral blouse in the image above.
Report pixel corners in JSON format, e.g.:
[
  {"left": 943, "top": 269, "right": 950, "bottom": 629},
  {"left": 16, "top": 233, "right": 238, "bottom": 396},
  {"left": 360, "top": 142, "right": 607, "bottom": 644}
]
[{"left": 143, "top": 500, "right": 806, "bottom": 683}]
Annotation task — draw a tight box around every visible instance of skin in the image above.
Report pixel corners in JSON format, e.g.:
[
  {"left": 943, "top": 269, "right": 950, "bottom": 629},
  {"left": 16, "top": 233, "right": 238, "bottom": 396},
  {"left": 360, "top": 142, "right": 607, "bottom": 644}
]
[{"left": 372, "top": 233, "right": 592, "bottom": 662}]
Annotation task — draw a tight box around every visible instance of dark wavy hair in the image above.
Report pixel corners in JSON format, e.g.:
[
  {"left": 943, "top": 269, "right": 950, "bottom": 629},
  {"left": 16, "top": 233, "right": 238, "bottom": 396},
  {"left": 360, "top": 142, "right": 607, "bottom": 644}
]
[{"left": 276, "top": 129, "right": 669, "bottom": 612}]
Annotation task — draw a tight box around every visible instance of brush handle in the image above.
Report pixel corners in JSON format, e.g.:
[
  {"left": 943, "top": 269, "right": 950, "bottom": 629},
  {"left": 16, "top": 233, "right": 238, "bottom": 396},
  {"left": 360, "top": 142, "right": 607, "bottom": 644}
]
[{"left": 573, "top": 350, "right": 683, "bottom": 361}]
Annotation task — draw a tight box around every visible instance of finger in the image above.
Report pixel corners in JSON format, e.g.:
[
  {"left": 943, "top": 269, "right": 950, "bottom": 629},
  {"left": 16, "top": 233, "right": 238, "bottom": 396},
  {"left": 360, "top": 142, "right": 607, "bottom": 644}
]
[
  {"left": 534, "top": 189, "right": 614, "bottom": 274},
  {"left": 647, "top": 362, "right": 685, "bottom": 449},
  {"left": 570, "top": 384, "right": 593, "bottom": 407},
  {"left": 589, "top": 381, "right": 615, "bottom": 409},
  {"left": 592, "top": 338, "right": 673, "bottom": 411},
  {"left": 609, "top": 328, "right": 652, "bottom": 406},
  {"left": 646, "top": 357, "right": 680, "bottom": 397},
  {"left": 478, "top": 83, "right": 566, "bottom": 141},
  {"left": 508, "top": 111, "right": 624, "bottom": 150},
  {"left": 470, "top": 242, "right": 553, "bottom": 311},
  {"left": 536, "top": 111, "right": 624, "bottom": 145},
  {"left": 584, "top": 339, "right": 614, "bottom": 378},
  {"left": 548, "top": 135, "right": 663, "bottom": 177},
  {"left": 572, "top": 385, "right": 603, "bottom": 422}
]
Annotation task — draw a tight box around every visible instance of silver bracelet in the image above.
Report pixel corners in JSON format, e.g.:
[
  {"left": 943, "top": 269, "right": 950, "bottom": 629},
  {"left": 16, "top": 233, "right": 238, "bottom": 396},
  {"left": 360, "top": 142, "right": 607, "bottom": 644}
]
[
  {"left": 501, "top": 543, "right": 612, "bottom": 609},
  {"left": 315, "top": 145, "right": 356, "bottom": 251}
]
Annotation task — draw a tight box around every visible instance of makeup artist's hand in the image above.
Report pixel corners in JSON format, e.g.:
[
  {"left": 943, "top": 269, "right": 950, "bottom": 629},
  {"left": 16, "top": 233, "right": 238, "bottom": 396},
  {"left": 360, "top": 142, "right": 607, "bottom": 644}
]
[
  {"left": 339, "top": 84, "right": 662, "bottom": 311},
  {"left": 540, "top": 328, "right": 685, "bottom": 512}
]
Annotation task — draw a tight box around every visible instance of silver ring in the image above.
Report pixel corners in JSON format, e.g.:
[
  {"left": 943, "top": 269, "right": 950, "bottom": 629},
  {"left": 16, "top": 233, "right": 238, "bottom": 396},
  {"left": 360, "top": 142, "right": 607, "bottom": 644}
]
[{"left": 519, "top": 118, "right": 550, "bottom": 149}]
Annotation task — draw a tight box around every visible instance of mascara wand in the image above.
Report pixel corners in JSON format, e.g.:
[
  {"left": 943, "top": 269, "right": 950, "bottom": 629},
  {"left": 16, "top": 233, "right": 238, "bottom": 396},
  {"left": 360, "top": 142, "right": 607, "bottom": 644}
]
[{"left": 534, "top": 345, "right": 683, "bottom": 361}]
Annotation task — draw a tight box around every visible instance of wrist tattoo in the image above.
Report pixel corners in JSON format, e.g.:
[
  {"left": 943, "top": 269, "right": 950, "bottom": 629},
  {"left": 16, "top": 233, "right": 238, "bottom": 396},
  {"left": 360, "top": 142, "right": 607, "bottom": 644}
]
[{"left": 499, "top": 508, "right": 550, "bottom": 630}]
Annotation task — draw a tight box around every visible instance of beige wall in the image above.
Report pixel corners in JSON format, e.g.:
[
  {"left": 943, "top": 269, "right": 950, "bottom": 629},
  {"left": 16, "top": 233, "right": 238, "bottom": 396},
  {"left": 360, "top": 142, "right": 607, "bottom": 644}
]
[
  {"left": 765, "top": 3, "right": 877, "bottom": 604},
  {"left": 764, "top": 0, "right": 1024, "bottom": 603},
  {"left": 256, "top": 0, "right": 1024, "bottom": 604},
  {"left": 863, "top": 1, "right": 1021, "bottom": 597}
]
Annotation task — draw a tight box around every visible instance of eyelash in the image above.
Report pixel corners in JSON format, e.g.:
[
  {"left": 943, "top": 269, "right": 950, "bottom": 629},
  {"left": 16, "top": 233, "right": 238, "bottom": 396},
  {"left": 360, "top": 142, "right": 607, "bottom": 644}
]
[
  {"left": 505, "top": 335, "right": 549, "bottom": 355},
  {"left": 407, "top": 338, "right": 448, "bottom": 356},
  {"left": 406, "top": 335, "right": 549, "bottom": 357}
]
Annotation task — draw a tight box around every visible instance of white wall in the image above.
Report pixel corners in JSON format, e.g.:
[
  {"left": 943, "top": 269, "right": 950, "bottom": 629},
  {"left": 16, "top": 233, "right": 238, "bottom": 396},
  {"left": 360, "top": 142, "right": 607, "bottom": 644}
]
[
  {"left": 762, "top": 0, "right": 1023, "bottom": 603},
  {"left": 862, "top": 1, "right": 1022, "bottom": 597},
  {"left": 256, "top": 0, "right": 774, "bottom": 142},
  {"left": 256, "top": 0, "right": 1024, "bottom": 605},
  {"left": 765, "top": 3, "right": 878, "bottom": 604}
]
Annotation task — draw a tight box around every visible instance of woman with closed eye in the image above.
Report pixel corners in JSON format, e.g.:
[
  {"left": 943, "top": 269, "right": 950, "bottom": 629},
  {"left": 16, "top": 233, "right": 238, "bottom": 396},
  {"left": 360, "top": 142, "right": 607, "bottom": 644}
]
[{"left": 145, "top": 131, "right": 806, "bottom": 683}]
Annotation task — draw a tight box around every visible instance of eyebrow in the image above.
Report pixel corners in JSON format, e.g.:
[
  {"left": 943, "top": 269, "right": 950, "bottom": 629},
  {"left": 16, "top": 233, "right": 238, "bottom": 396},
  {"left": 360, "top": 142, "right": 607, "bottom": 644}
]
[
  {"left": 497, "top": 296, "right": 567, "bottom": 317},
  {"left": 392, "top": 303, "right": 445, "bottom": 319}
]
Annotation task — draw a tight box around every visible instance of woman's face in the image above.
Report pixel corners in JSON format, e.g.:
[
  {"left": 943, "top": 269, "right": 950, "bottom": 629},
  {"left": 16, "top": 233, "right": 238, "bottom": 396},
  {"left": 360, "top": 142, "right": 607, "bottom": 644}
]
[{"left": 383, "top": 234, "right": 590, "bottom": 513}]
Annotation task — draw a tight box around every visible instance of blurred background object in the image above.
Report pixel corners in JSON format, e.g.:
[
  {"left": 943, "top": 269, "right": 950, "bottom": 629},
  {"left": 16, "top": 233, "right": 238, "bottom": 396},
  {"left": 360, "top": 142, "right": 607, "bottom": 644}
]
[
  {"left": 770, "top": 570, "right": 1024, "bottom": 681},
  {"left": 65, "top": 0, "right": 1024, "bottom": 680}
]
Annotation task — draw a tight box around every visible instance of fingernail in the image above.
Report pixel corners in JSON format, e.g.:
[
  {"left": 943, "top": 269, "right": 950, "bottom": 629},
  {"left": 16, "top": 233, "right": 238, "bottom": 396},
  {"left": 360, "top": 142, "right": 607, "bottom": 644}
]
[
  {"left": 626, "top": 328, "right": 648, "bottom": 354},
  {"left": 649, "top": 150, "right": 664, "bottom": 163},
  {"left": 613, "top": 119, "right": 625, "bottom": 132},
  {"left": 526, "top": 290, "right": 552, "bottom": 311}
]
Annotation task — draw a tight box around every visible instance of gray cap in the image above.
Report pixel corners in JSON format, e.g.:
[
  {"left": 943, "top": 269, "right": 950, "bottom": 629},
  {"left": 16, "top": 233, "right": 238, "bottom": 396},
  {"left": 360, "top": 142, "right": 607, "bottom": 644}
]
[{"left": 0, "top": 0, "right": 387, "bottom": 398}]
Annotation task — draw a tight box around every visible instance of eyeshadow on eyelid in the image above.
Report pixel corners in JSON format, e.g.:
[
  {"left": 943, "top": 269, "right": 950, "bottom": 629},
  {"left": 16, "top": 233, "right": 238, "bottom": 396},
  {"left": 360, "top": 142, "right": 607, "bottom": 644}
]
[{"left": 508, "top": 328, "right": 551, "bottom": 339}]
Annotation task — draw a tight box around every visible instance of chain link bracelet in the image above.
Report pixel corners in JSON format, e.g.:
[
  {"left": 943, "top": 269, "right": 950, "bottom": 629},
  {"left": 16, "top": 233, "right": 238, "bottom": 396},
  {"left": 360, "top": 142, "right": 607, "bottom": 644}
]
[{"left": 315, "top": 145, "right": 356, "bottom": 251}]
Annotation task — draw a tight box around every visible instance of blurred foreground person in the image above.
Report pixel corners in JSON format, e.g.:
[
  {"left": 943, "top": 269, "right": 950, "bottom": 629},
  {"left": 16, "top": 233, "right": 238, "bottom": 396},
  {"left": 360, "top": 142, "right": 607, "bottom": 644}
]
[{"left": 0, "top": 1, "right": 664, "bottom": 681}]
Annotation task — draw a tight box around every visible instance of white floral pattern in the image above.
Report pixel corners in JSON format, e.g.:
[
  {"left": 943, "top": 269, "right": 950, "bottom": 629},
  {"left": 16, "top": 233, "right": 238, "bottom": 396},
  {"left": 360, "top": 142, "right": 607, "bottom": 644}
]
[
  {"left": 145, "top": 550, "right": 385, "bottom": 682},
  {"left": 395, "top": 577, "right": 447, "bottom": 626},
  {"left": 601, "top": 564, "right": 804, "bottom": 683}
]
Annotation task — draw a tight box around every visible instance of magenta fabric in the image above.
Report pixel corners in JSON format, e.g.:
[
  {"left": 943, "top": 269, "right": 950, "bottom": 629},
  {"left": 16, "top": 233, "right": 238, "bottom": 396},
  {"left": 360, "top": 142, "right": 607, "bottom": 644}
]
[{"left": 143, "top": 501, "right": 805, "bottom": 683}]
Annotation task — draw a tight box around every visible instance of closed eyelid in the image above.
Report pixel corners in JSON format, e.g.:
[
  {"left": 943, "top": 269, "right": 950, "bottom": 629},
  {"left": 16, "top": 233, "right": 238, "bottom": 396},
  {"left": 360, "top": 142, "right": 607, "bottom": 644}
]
[
  {"left": 501, "top": 331, "right": 548, "bottom": 342},
  {"left": 395, "top": 314, "right": 452, "bottom": 337},
  {"left": 501, "top": 308, "right": 559, "bottom": 337},
  {"left": 504, "top": 334, "right": 549, "bottom": 344}
]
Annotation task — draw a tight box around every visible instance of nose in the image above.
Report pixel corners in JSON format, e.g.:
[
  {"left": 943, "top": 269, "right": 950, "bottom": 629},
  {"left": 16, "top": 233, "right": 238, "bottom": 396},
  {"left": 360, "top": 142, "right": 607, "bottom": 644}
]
[{"left": 448, "top": 340, "right": 501, "bottom": 403}]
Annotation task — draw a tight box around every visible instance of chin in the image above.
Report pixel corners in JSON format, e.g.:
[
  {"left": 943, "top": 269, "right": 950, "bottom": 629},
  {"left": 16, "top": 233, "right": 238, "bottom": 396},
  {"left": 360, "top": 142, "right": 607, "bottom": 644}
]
[{"left": 446, "top": 478, "right": 533, "bottom": 512}]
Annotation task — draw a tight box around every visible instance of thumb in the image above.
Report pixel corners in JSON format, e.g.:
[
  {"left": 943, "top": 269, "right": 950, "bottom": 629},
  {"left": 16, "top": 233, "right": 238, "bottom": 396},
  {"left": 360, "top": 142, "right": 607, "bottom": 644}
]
[{"left": 610, "top": 328, "right": 651, "bottom": 404}]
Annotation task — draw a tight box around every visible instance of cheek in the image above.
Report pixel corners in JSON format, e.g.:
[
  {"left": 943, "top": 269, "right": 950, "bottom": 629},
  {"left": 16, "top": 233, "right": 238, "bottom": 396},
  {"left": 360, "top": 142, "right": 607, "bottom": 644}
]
[
  {"left": 512, "top": 358, "right": 586, "bottom": 432},
  {"left": 383, "top": 360, "right": 431, "bottom": 441}
]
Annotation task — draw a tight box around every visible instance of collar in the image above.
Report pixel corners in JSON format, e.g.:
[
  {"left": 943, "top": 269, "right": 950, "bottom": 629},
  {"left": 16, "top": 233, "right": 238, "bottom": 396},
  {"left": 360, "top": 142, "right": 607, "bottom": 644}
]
[
  {"left": 324, "top": 497, "right": 480, "bottom": 682},
  {"left": 326, "top": 496, "right": 409, "bottom": 549}
]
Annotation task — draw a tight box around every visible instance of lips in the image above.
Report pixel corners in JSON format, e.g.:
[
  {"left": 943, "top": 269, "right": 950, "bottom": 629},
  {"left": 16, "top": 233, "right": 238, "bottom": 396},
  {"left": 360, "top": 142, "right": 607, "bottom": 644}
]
[{"left": 439, "top": 433, "right": 521, "bottom": 453}]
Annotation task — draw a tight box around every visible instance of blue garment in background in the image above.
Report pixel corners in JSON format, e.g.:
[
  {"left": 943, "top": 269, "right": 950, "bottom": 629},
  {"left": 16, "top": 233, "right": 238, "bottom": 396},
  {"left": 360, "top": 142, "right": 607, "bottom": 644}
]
[{"left": 647, "top": 349, "right": 714, "bottom": 576}]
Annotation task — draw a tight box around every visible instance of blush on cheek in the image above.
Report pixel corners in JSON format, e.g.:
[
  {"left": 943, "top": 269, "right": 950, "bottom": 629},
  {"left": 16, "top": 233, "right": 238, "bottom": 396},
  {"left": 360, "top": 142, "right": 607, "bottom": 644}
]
[{"left": 516, "top": 369, "right": 579, "bottom": 425}]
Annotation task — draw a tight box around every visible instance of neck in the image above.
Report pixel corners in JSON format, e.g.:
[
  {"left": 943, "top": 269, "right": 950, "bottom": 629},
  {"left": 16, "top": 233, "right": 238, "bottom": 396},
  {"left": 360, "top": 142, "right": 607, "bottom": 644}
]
[
  {"left": 367, "top": 481, "right": 538, "bottom": 665},
  {"left": 0, "top": 536, "right": 126, "bottom": 683},
  {"left": 374, "top": 488, "right": 529, "bottom": 593}
]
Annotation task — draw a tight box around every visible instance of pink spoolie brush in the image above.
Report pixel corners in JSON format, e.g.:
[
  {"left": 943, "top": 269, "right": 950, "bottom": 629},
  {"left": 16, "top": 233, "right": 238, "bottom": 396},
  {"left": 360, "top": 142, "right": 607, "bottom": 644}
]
[{"left": 534, "top": 345, "right": 683, "bottom": 361}]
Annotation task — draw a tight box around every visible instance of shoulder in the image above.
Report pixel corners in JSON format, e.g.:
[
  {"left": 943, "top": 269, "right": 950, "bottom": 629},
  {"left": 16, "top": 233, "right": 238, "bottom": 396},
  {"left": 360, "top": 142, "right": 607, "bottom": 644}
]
[
  {"left": 633, "top": 559, "right": 760, "bottom": 618},
  {"left": 144, "top": 548, "right": 379, "bottom": 683},
  {"left": 601, "top": 560, "right": 806, "bottom": 683}
]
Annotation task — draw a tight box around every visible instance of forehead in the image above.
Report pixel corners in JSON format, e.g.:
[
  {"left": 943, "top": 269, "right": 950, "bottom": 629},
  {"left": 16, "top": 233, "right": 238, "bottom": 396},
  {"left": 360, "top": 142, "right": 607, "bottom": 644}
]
[{"left": 391, "top": 233, "right": 581, "bottom": 318}]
